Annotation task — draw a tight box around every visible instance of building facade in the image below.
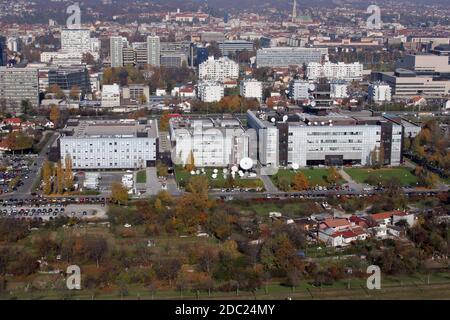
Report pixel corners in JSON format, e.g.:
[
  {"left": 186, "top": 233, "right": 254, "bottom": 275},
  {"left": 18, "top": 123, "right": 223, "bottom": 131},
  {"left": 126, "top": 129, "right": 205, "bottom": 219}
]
[
  {"left": 307, "top": 62, "right": 363, "bottom": 81},
  {"left": 147, "top": 36, "right": 161, "bottom": 67},
  {"left": 240, "top": 79, "right": 263, "bottom": 100},
  {"left": 256, "top": 47, "right": 328, "bottom": 68},
  {"left": 199, "top": 56, "right": 239, "bottom": 81},
  {"left": 0, "top": 67, "right": 39, "bottom": 112}
]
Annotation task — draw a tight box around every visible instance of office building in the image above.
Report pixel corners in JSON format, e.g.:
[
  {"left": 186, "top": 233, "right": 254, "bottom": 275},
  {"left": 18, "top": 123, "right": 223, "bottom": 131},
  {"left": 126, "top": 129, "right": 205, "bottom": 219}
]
[
  {"left": 218, "top": 40, "right": 254, "bottom": 56},
  {"left": 395, "top": 53, "right": 450, "bottom": 76},
  {"left": 48, "top": 65, "right": 91, "bottom": 95},
  {"left": 201, "top": 32, "right": 225, "bottom": 43},
  {"left": 161, "top": 53, "right": 188, "bottom": 68},
  {"left": 368, "top": 82, "right": 392, "bottom": 104},
  {"left": 110, "top": 36, "right": 125, "bottom": 68},
  {"left": 122, "top": 84, "right": 150, "bottom": 103},
  {"left": 307, "top": 62, "right": 363, "bottom": 81},
  {"left": 169, "top": 117, "right": 257, "bottom": 167},
  {"left": 60, "top": 118, "right": 159, "bottom": 169},
  {"left": 240, "top": 79, "right": 263, "bottom": 100},
  {"left": 247, "top": 110, "right": 404, "bottom": 168},
  {"left": 147, "top": 36, "right": 160, "bottom": 67},
  {"left": 41, "top": 51, "right": 83, "bottom": 66},
  {"left": 0, "top": 66, "right": 39, "bottom": 112},
  {"left": 197, "top": 81, "right": 224, "bottom": 102},
  {"left": 199, "top": 56, "right": 239, "bottom": 81},
  {"left": 256, "top": 47, "right": 328, "bottom": 68},
  {"left": 196, "top": 46, "right": 209, "bottom": 66}
]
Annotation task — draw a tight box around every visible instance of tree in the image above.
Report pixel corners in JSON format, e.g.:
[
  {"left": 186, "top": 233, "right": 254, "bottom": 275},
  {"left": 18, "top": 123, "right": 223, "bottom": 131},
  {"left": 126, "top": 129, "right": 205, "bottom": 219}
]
[
  {"left": 49, "top": 84, "right": 65, "bottom": 99},
  {"left": 49, "top": 105, "right": 60, "bottom": 125},
  {"left": 185, "top": 150, "right": 196, "bottom": 172},
  {"left": 326, "top": 167, "right": 341, "bottom": 185},
  {"left": 85, "top": 235, "right": 108, "bottom": 268},
  {"left": 55, "top": 161, "right": 64, "bottom": 194},
  {"left": 42, "top": 160, "right": 53, "bottom": 195},
  {"left": 64, "top": 154, "right": 74, "bottom": 191},
  {"left": 159, "top": 111, "right": 171, "bottom": 131},
  {"left": 69, "top": 85, "right": 81, "bottom": 100},
  {"left": 292, "top": 172, "right": 309, "bottom": 191},
  {"left": 277, "top": 176, "right": 291, "bottom": 191},
  {"left": 111, "top": 182, "right": 129, "bottom": 205},
  {"left": 21, "top": 99, "right": 34, "bottom": 115}
]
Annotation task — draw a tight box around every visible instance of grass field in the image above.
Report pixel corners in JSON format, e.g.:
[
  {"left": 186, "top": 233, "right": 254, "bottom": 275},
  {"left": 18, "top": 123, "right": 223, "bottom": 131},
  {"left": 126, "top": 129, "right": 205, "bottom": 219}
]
[
  {"left": 136, "top": 170, "right": 147, "bottom": 184},
  {"left": 175, "top": 167, "right": 264, "bottom": 190},
  {"left": 271, "top": 168, "right": 345, "bottom": 188},
  {"left": 3, "top": 273, "right": 449, "bottom": 300},
  {"left": 345, "top": 167, "right": 418, "bottom": 186}
]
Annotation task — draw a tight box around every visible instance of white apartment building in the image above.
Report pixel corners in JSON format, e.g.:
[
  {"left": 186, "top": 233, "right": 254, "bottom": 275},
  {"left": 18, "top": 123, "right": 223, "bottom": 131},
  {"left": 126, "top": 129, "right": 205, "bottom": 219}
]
[
  {"left": 169, "top": 117, "right": 257, "bottom": 167},
  {"left": 330, "top": 82, "right": 349, "bottom": 99},
  {"left": 147, "top": 36, "right": 160, "bottom": 67},
  {"left": 199, "top": 56, "right": 239, "bottom": 81},
  {"left": 101, "top": 84, "right": 121, "bottom": 108},
  {"left": 240, "top": 79, "right": 263, "bottom": 100},
  {"left": 307, "top": 62, "right": 363, "bottom": 81},
  {"left": 289, "top": 80, "right": 310, "bottom": 101},
  {"left": 60, "top": 119, "right": 159, "bottom": 170},
  {"left": 197, "top": 81, "right": 224, "bottom": 102},
  {"left": 368, "top": 82, "right": 392, "bottom": 104},
  {"left": 246, "top": 112, "right": 279, "bottom": 167},
  {"left": 40, "top": 51, "right": 83, "bottom": 66}
]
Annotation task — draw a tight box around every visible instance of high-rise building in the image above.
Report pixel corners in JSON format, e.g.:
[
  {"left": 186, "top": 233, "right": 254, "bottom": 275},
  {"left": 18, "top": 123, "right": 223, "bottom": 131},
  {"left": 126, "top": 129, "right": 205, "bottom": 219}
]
[
  {"left": 0, "top": 36, "right": 7, "bottom": 66},
  {"left": 147, "top": 36, "right": 160, "bottom": 67},
  {"left": 197, "top": 81, "right": 224, "bottom": 102},
  {"left": 110, "top": 36, "right": 125, "bottom": 68},
  {"left": 289, "top": 80, "right": 310, "bottom": 101},
  {"left": 0, "top": 67, "right": 39, "bottom": 112}
]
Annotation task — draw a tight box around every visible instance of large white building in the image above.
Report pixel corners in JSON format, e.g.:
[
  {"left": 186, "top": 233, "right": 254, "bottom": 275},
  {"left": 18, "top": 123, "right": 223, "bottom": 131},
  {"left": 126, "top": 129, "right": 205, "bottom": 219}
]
[
  {"left": 197, "top": 81, "right": 224, "bottom": 102},
  {"left": 256, "top": 47, "right": 328, "bottom": 68},
  {"left": 307, "top": 62, "right": 363, "bottom": 81},
  {"left": 101, "top": 84, "right": 121, "bottom": 108},
  {"left": 147, "top": 36, "right": 160, "bottom": 67},
  {"left": 40, "top": 51, "right": 83, "bottom": 66},
  {"left": 240, "top": 79, "right": 263, "bottom": 100},
  {"left": 247, "top": 110, "right": 404, "bottom": 167},
  {"left": 368, "top": 82, "right": 392, "bottom": 104},
  {"left": 169, "top": 117, "right": 257, "bottom": 167},
  {"left": 60, "top": 119, "right": 159, "bottom": 169},
  {"left": 199, "top": 56, "right": 239, "bottom": 81}
]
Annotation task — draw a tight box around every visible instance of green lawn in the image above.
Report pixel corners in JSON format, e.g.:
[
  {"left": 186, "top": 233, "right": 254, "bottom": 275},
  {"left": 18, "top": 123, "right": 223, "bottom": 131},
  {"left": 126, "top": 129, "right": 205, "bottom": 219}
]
[
  {"left": 345, "top": 167, "right": 418, "bottom": 186},
  {"left": 175, "top": 167, "right": 264, "bottom": 190},
  {"left": 136, "top": 170, "right": 147, "bottom": 184},
  {"left": 271, "top": 168, "right": 345, "bottom": 188}
]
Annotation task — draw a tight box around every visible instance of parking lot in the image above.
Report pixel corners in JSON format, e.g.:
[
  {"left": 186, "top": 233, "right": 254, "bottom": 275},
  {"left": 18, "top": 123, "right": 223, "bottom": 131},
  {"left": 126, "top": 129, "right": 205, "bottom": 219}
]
[
  {"left": 0, "top": 156, "right": 36, "bottom": 195},
  {"left": 0, "top": 198, "right": 107, "bottom": 221}
]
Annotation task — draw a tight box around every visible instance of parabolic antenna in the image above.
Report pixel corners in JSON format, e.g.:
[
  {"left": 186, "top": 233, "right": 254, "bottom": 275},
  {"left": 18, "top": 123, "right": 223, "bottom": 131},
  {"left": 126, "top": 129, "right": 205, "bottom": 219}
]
[
  {"left": 270, "top": 117, "right": 276, "bottom": 123},
  {"left": 196, "top": 170, "right": 201, "bottom": 175},
  {"left": 231, "top": 165, "right": 239, "bottom": 173},
  {"left": 292, "top": 163, "right": 299, "bottom": 170},
  {"left": 213, "top": 169, "right": 218, "bottom": 174},
  {"left": 310, "top": 101, "right": 317, "bottom": 107},
  {"left": 309, "top": 84, "right": 316, "bottom": 91},
  {"left": 239, "top": 157, "right": 254, "bottom": 171},
  {"left": 223, "top": 168, "right": 228, "bottom": 174},
  {"left": 282, "top": 115, "right": 288, "bottom": 123},
  {"left": 212, "top": 174, "right": 218, "bottom": 179},
  {"left": 190, "top": 170, "right": 196, "bottom": 175}
]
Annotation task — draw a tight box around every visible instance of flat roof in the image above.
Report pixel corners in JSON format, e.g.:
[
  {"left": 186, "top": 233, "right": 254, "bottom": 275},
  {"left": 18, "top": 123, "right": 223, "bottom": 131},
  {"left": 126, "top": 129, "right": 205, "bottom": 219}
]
[{"left": 64, "top": 119, "right": 158, "bottom": 139}]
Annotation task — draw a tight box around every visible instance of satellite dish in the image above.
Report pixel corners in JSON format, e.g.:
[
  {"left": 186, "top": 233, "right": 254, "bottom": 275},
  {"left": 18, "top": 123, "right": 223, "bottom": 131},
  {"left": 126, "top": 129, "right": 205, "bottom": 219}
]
[
  {"left": 196, "top": 170, "right": 201, "bottom": 175},
  {"left": 239, "top": 157, "right": 253, "bottom": 170},
  {"left": 282, "top": 115, "right": 288, "bottom": 122},
  {"left": 231, "top": 165, "right": 239, "bottom": 173},
  {"left": 310, "top": 101, "right": 317, "bottom": 107},
  {"left": 190, "top": 170, "right": 196, "bottom": 175},
  {"left": 212, "top": 174, "right": 217, "bottom": 179},
  {"left": 309, "top": 84, "right": 316, "bottom": 91},
  {"left": 270, "top": 117, "right": 276, "bottom": 123},
  {"left": 238, "top": 170, "right": 244, "bottom": 175},
  {"left": 239, "top": 171, "right": 244, "bottom": 177},
  {"left": 223, "top": 168, "right": 228, "bottom": 174},
  {"left": 292, "top": 163, "right": 299, "bottom": 170},
  {"left": 213, "top": 169, "right": 218, "bottom": 174}
]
